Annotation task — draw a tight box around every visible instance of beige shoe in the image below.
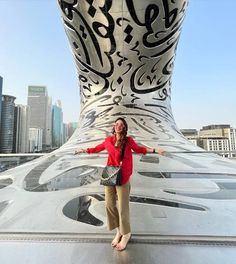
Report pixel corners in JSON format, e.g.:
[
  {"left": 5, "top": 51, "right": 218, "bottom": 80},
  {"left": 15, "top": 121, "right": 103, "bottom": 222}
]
[{"left": 115, "top": 232, "right": 131, "bottom": 251}]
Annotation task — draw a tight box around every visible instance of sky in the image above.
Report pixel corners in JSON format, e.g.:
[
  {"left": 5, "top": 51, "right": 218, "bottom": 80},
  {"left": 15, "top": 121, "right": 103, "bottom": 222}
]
[{"left": 0, "top": 0, "right": 236, "bottom": 129}]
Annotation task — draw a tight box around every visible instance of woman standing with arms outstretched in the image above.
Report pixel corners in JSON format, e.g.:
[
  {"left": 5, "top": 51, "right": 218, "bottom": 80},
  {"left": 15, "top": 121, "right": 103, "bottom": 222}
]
[{"left": 75, "top": 117, "right": 165, "bottom": 251}]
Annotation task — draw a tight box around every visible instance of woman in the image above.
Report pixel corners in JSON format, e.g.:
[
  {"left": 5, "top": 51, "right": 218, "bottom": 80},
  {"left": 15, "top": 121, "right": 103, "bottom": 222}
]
[{"left": 75, "top": 117, "right": 165, "bottom": 251}]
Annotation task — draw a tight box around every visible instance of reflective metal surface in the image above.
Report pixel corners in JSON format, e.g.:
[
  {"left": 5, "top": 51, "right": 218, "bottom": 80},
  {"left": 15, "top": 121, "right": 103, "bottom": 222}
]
[
  {"left": 1, "top": 0, "right": 236, "bottom": 263},
  {"left": 58, "top": 0, "right": 189, "bottom": 146}
]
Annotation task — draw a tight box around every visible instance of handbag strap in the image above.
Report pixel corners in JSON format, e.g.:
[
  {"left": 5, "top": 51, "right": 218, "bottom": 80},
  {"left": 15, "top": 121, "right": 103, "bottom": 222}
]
[{"left": 120, "top": 138, "right": 127, "bottom": 162}]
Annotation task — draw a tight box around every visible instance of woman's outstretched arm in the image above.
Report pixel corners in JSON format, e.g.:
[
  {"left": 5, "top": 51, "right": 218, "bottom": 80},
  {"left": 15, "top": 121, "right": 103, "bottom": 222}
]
[
  {"left": 75, "top": 141, "right": 105, "bottom": 154},
  {"left": 130, "top": 137, "right": 165, "bottom": 155},
  {"left": 146, "top": 147, "right": 165, "bottom": 155}
]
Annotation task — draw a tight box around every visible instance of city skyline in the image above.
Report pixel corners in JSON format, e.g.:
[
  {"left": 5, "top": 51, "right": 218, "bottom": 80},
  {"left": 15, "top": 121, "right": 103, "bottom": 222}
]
[
  {"left": 0, "top": 84, "right": 77, "bottom": 154},
  {"left": 0, "top": 78, "right": 75, "bottom": 125},
  {"left": 0, "top": 1, "right": 236, "bottom": 128}
]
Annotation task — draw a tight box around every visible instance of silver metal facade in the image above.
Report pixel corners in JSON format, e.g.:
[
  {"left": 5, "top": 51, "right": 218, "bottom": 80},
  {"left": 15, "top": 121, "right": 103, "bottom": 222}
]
[{"left": 58, "top": 0, "right": 188, "bottom": 145}]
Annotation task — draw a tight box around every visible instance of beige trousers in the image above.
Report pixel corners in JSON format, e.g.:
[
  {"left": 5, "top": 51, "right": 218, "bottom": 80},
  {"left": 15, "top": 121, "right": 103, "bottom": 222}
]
[{"left": 104, "top": 182, "right": 131, "bottom": 235}]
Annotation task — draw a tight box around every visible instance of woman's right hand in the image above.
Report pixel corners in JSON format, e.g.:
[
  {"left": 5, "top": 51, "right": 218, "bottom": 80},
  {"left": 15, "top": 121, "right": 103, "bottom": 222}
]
[{"left": 74, "top": 149, "right": 87, "bottom": 155}]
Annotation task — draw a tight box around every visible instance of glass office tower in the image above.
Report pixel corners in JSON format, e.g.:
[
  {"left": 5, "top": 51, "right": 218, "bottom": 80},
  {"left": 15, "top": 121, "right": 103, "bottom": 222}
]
[{"left": 0, "top": 95, "right": 16, "bottom": 153}]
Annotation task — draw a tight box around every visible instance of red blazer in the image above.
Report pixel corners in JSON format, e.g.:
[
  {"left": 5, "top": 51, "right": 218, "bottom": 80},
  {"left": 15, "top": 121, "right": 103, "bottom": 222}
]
[{"left": 86, "top": 136, "right": 147, "bottom": 184}]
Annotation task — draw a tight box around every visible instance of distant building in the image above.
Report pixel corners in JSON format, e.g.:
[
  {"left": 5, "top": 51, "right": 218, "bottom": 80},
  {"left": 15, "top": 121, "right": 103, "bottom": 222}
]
[
  {"left": 27, "top": 86, "right": 52, "bottom": 151},
  {"left": 0, "top": 95, "right": 16, "bottom": 153},
  {"left": 187, "top": 138, "right": 198, "bottom": 146},
  {"left": 181, "top": 129, "right": 198, "bottom": 137},
  {"left": 199, "top": 128, "right": 224, "bottom": 138},
  {"left": 13, "top": 105, "right": 30, "bottom": 153},
  {"left": 46, "top": 96, "right": 52, "bottom": 150},
  {"left": 199, "top": 124, "right": 236, "bottom": 158},
  {"left": 52, "top": 100, "right": 63, "bottom": 148},
  {"left": 68, "top": 122, "right": 78, "bottom": 138},
  {"left": 198, "top": 137, "right": 230, "bottom": 157},
  {"left": 63, "top": 123, "right": 68, "bottom": 144},
  {"left": 181, "top": 129, "right": 198, "bottom": 146},
  {"left": 222, "top": 127, "right": 236, "bottom": 157},
  {"left": 0, "top": 76, "right": 3, "bottom": 133},
  {"left": 29, "top": 128, "right": 43, "bottom": 152},
  {"left": 201, "top": 124, "right": 230, "bottom": 130},
  {"left": 181, "top": 125, "right": 236, "bottom": 158}
]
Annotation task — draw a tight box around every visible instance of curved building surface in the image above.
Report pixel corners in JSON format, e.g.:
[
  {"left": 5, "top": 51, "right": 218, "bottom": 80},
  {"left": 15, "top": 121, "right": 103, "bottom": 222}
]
[{"left": 0, "top": 0, "right": 236, "bottom": 263}]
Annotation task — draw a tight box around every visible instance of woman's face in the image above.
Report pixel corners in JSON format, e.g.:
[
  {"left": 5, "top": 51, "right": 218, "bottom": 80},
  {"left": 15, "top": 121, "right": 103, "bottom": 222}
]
[{"left": 114, "top": 120, "right": 125, "bottom": 133}]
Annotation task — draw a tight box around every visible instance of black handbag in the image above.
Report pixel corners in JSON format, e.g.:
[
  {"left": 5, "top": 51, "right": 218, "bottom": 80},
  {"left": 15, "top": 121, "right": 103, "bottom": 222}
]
[{"left": 100, "top": 140, "right": 126, "bottom": 186}]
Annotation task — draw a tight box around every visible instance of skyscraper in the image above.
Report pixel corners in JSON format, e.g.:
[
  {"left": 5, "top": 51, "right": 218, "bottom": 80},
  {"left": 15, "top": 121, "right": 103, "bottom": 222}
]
[
  {"left": 46, "top": 96, "right": 52, "bottom": 149},
  {"left": 0, "top": 76, "right": 3, "bottom": 135},
  {"left": 13, "top": 104, "right": 30, "bottom": 153},
  {"left": 52, "top": 100, "right": 63, "bottom": 148},
  {"left": 62, "top": 123, "right": 68, "bottom": 144},
  {"left": 29, "top": 128, "right": 43, "bottom": 152},
  {"left": 67, "top": 122, "right": 78, "bottom": 139},
  {"left": 0, "top": 95, "right": 16, "bottom": 153},
  {"left": 27, "top": 86, "right": 51, "bottom": 151}
]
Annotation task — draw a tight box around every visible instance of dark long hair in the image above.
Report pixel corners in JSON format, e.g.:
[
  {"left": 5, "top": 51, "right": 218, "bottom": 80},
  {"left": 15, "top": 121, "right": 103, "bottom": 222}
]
[{"left": 112, "top": 117, "right": 128, "bottom": 150}]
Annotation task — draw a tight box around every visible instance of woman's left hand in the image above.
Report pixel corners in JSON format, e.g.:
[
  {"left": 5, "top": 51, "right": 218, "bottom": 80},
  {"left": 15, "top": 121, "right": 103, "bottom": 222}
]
[
  {"left": 157, "top": 149, "right": 165, "bottom": 156},
  {"left": 148, "top": 148, "right": 165, "bottom": 155}
]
